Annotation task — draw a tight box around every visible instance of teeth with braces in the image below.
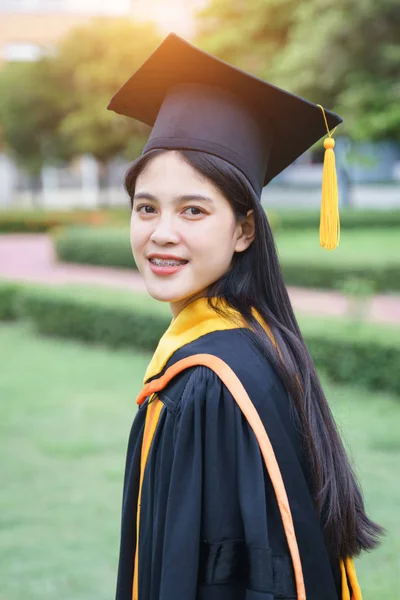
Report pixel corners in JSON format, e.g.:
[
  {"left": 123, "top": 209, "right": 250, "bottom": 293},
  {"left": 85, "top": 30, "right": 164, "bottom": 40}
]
[{"left": 150, "top": 258, "right": 187, "bottom": 266}]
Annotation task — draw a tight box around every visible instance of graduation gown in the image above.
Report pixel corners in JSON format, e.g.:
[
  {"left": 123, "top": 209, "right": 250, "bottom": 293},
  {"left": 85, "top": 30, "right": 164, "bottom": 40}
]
[{"left": 115, "top": 297, "right": 362, "bottom": 600}]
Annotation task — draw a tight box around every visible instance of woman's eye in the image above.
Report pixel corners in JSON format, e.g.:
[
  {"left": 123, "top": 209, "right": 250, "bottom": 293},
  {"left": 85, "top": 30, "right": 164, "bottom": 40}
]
[
  {"left": 137, "top": 204, "right": 156, "bottom": 214},
  {"left": 183, "top": 206, "right": 205, "bottom": 216}
]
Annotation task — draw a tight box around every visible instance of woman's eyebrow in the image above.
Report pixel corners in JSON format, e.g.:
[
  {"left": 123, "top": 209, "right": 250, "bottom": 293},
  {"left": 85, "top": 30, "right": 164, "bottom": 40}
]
[{"left": 133, "top": 192, "right": 214, "bottom": 204}]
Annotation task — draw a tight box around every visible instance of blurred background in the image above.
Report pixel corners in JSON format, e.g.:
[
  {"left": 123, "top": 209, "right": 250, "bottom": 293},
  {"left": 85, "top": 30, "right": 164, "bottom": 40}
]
[{"left": 0, "top": 0, "right": 399, "bottom": 598}]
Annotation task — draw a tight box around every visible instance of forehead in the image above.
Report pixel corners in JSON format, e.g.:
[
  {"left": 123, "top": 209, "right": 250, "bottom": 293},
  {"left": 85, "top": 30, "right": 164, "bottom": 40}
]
[{"left": 135, "top": 151, "right": 220, "bottom": 198}]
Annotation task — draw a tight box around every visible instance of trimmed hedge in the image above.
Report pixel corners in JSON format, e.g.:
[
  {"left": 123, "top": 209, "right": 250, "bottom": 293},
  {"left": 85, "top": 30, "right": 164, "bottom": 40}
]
[
  {"left": 54, "top": 226, "right": 137, "bottom": 269},
  {"left": 268, "top": 208, "right": 400, "bottom": 231},
  {"left": 298, "top": 316, "right": 400, "bottom": 395},
  {"left": 281, "top": 260, "right": 400, "bottom": 292},
  {"left": 53, "top": 226, "right": 400, "bottom": 292},
  {"left": 0, "top": 209, "right": 130, "bottom": 233},
  {"left": 16, "top": 285, "right": 168, "bottom": 351},
  {"left": 0, "top": 280, "right": 22, "bottom": 320},
  {"left": 2, "top": 207, "right": 400, "bottom": 234},
  {"left": 1, "top": 280, "right": 399, "bottom": 395}
]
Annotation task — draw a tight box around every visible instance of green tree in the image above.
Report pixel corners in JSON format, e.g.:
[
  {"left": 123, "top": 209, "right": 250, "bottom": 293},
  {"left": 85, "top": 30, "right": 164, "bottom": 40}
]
[
  {"left": 195, "top": 0, "right": 400, "bottom": 141},
  {"left": 0, "top": 57, "right": 73, "bottom": 179},
  {"left": 0, "top": 18, "right": 162, "bottom": 202},
  {"left": 194, "top": 0, "right": 298, "bottom": 78},
  {"left": 56, "top": 18, "right": 162, "bottom": 187},
  {"left": 272, "top": 0, "right": 400, "bottom": 140}
]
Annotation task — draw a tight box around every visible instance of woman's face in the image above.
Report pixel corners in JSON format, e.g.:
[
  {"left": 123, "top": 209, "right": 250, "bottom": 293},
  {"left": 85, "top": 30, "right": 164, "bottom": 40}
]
[{"left": 130, "top": 151, "right": 254, "bottom": 317}]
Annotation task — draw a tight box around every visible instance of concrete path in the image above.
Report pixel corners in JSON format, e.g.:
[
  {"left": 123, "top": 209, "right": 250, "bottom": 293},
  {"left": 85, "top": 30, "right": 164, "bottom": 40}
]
[{"left": 1, "top": 234, "right": 399, "bottom": 325}]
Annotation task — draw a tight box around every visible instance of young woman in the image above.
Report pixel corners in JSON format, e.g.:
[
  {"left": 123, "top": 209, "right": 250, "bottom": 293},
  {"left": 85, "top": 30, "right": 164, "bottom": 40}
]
[{"left": 109, "top": 34, "right": 383, "bottom": 600}]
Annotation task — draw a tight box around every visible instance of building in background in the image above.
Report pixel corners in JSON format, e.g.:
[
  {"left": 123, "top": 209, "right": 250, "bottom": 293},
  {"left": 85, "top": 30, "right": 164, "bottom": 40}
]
[
  {"left": 0, "top": 1, "right": 136, "bottom": 64},
  {"left": 0, "top": 0, "right": 206, "bottom": 64}
]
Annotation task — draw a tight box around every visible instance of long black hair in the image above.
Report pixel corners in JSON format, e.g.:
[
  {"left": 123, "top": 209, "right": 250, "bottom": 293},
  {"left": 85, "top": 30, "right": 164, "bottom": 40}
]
[{"left": 125, "top": 148, "right": 384, "bottom": 560}]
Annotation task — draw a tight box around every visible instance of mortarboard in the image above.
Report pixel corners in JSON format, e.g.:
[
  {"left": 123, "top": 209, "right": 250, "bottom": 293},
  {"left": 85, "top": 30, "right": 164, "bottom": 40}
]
[{"left": 108, "top": 33, "right": 342, "bottom": 249}]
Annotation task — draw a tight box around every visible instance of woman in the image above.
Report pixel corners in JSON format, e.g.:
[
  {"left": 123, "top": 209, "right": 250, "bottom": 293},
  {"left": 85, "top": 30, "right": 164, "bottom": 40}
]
[{"left": 109, "top": 34, "right": 383, "bottom": 600}]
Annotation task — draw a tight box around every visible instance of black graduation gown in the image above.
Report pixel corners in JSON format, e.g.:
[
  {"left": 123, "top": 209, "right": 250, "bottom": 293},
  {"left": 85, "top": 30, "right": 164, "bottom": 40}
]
[{"left": 115, "top": 298, "right": 357, "bottom": 600}]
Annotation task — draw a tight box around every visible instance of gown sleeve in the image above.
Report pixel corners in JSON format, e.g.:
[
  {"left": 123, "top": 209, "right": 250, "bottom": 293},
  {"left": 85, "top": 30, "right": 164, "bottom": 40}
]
[{"left": 148, "top": 365, "right": 297, "bottom": 600}]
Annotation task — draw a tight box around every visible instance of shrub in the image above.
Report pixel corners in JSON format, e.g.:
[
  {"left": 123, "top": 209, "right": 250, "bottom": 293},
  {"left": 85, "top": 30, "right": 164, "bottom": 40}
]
[
  {"left": 0, "top": 281, "right": 22, "bottom": 320},
  {"left": 53, "top": 226, "right": 137, "bottom": 270},
  {"left": 16, "top": 285, "right": 169, "bottom": 351},
  {"left": 3, "top": 207, "right": 399, "bottom": 235},
  {"left": 53, "top": 226, "right": 400, "bottom": 292},
  {"left": 280, "top": 261, "right": 400, "bottom": 292},
  {"left": 7, "top": 207, "right": 397, "bottom": 293},
  {"left": 0, "top": 209, "right": 130, "bottom": 233},
  {"left": 1, "top": 280, "right": 398, "bottom": 395},
  {"left": 299, "top": 316, "right": 400, "bottom": 396},
  {"left": 268, "top": 208, "right": 400, "bottom": 231}
]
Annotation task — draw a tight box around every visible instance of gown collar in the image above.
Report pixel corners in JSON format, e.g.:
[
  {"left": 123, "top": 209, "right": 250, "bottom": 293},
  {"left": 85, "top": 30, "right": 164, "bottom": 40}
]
[{"left": 144, "top": 296, "right": 271, "bottom": 383}]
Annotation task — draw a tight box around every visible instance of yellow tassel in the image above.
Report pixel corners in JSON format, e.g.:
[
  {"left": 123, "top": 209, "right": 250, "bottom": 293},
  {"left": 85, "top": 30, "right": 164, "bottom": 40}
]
[
  {"left": 345, "top": 557, "right": 363, "bottom": 600},
  {"left": 317, "top": 104, "right": 340, "bottom": 250},
  {"left": 339, "top": 558, "right": 351, "bottom": 600},
  {"left": 339, "top": 557, "right": 363, "bottom": 600}
]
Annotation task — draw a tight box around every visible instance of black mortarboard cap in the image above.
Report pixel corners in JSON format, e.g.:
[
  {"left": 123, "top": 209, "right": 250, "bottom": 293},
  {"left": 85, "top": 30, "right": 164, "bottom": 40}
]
[
  {"left": 108, "top": 32, "right": 343, "bottom": 249},
  {"left": 108, "top": 32, "right": 342, "bottom": 198}
]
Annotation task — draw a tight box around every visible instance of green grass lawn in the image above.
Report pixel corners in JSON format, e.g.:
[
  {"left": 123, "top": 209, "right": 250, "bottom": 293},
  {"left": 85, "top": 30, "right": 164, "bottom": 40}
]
[
  {"left": 276, "top": 228, "right": 400, "bottom": 267},
  {"left": 0, "top": 323, "right": 399, "bottom": 599}
]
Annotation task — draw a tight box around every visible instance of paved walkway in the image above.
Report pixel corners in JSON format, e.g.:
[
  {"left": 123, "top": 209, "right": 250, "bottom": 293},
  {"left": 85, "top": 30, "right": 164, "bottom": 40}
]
[{"left": 1, "top": 234, "right": 400, "bottom": 325}]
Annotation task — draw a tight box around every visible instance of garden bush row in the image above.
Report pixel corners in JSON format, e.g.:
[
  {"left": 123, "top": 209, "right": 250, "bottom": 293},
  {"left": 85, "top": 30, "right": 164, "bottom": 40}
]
[
  {"left": 0, "top": 281, "right": 166, "bottom": 351},
  {"left": 280, "top": 261, "right": 400, "bottom": 292},
  {"left": 52, "top": 226, "right": 400, "bottom": 292},
  {"left": 0, "top": 208, "right": 130, "bottom": 233},
  {"left": 267, "top": 207, "right": 400, "bottom": 231},
  {"left": 297, "top": 316, "right": 400, "bottom": 395},
  {"left": 1, "top": 280, "right": 399, "bottom": 395},
  {"left": 2, "top": 207, "right": 400, "bottom": 234},
  {"left": 54, "top": 226, "right": 137, "bottom": 269}
]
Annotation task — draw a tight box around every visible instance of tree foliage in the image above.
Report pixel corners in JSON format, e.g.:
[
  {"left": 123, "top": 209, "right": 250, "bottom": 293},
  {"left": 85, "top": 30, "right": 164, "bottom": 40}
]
[
  {"left": 0, "top": 2, "right": 398, "bottom": 177},
  {"left": 56, "top": 18, "right": 161, "bottom": 164},
  {"left": 195, "top": 0, "right": 400, "bottom": 140},
  {"left": 195, "top": 0, "right": 298, "bottom": 79},
  {"left": 0, "top": 58, "right": 73, "bottom": 175},
  {"left": 0, "top": 18, "right": 162, "bottom": 174},
  {"left": 273, "top": 0, "right": 400, "bottom": 140}
]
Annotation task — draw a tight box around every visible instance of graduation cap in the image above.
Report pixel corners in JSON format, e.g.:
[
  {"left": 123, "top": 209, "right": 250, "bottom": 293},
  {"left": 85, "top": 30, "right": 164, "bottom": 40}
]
[{"left": 108, "top": 33, "right": 342, "bottom": 250}]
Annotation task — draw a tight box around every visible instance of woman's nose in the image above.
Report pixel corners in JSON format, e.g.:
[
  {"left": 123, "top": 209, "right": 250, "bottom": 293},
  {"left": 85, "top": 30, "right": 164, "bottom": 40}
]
[{"left": 149, "top": 214, "right": 180, "bottom": 245}]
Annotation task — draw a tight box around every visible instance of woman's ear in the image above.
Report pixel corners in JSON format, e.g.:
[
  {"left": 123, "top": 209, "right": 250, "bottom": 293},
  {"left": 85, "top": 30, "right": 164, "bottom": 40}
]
[{"left": 234, "top": 209, "right": 255, "bottom": 252}]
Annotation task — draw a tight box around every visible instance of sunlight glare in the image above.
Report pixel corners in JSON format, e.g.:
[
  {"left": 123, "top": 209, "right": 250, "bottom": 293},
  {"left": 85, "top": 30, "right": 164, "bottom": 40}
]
[{"left": 133, "top": 0, "right": 207, "bottom": 37}]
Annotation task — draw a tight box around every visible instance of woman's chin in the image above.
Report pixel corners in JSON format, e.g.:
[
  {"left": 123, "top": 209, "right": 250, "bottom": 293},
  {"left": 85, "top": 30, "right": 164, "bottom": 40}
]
[
  {"left": 144, "top": 280, "right": 206, "bottom": 306},
  {"left": 144, "top": 283, "right": 190, "bottom": 304}
]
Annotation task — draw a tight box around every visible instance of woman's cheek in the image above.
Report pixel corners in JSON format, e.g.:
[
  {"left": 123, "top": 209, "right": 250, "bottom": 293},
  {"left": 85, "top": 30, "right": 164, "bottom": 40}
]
[{"left": 130, "top": 225, "right": 146, "bottom": 269}]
